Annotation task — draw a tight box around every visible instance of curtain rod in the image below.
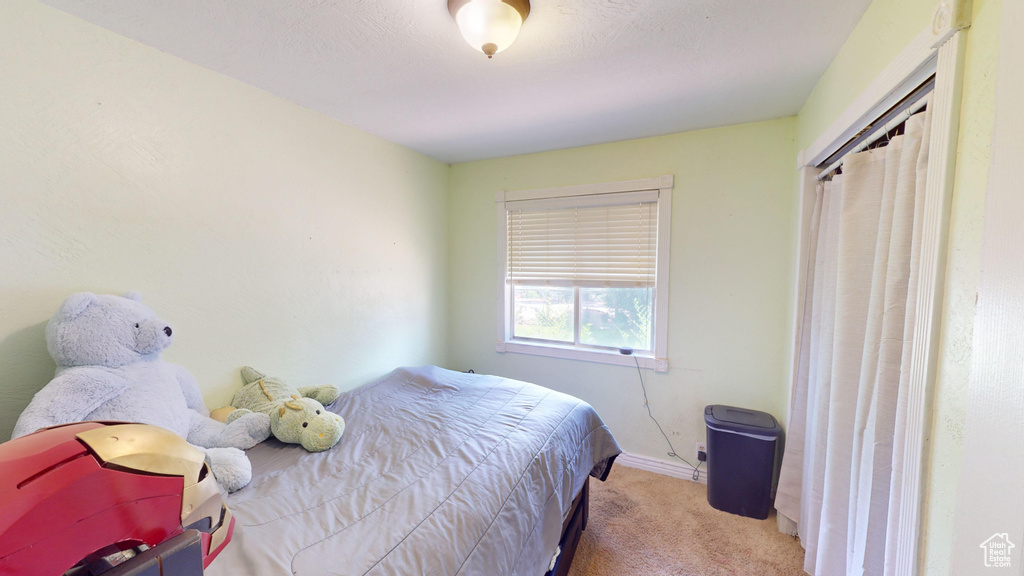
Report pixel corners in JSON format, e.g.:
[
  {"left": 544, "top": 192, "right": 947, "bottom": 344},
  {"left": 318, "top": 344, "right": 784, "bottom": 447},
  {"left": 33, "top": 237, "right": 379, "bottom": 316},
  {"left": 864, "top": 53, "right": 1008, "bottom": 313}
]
[{"left": 816, "top": 76, "right": 935, "bottom": 181}]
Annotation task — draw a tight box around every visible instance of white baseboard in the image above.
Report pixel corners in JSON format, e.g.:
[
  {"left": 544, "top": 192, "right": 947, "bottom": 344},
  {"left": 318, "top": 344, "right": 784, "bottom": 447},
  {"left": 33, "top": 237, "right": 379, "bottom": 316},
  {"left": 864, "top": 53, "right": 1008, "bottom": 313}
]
[
  {"left": 777, "top": 511, "right": 799, "bottom": 537},
  {"left": 615, "top": 451, "right": 706, "bottom": 485}
]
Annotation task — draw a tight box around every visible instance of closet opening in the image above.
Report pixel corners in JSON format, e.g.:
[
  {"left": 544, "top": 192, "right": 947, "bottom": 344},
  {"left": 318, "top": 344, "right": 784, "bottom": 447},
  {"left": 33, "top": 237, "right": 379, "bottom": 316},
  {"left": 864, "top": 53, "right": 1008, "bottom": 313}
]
[{"left": 817, "top": 75, "right": 935, "bottom": 181}]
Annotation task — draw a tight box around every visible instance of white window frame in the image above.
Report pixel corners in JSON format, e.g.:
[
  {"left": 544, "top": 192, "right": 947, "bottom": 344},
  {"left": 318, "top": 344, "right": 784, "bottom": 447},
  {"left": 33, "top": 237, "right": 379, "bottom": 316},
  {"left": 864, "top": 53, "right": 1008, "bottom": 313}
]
[{"left": 495, "top": 175, "right": 673, "bottom": 372}]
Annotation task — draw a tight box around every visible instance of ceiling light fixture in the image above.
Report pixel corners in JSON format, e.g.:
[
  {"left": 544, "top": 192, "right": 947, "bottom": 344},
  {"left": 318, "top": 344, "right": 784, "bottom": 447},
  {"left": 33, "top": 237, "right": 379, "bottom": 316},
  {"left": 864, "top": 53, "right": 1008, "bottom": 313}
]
[{"left": 449, "top": 0, "right": 530, "bottom": 59}]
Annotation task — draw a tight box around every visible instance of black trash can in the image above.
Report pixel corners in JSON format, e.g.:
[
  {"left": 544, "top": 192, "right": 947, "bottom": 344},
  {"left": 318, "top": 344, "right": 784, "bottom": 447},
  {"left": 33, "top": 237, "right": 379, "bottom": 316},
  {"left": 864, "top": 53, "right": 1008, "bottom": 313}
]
[{"left": 704, "top": 404, "right": 781, "bottom": 519}]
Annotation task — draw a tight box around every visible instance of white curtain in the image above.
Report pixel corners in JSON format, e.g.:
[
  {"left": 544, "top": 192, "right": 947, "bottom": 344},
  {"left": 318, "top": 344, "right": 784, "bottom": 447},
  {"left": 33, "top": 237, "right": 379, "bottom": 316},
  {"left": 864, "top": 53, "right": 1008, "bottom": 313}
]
[{"left": 775, "top": 106, "right": 932, "bottom": 576}]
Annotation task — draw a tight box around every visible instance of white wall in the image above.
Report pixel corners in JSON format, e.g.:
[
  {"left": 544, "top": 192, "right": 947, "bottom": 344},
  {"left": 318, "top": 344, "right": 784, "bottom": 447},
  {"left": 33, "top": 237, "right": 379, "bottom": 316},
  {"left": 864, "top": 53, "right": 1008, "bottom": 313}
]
[
  {"left": 447, "top": 119, "right": 797, "bottom": 466},
  {"left": 0, "top": 0, "right": 450, "bottom": 441}
]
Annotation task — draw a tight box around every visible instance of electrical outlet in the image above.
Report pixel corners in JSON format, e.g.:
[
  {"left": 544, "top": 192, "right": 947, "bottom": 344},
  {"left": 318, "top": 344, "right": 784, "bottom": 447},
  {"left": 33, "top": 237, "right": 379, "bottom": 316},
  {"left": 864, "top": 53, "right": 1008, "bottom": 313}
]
[{"left": 696, "top": 441, "right": 706, "bottom": 459}]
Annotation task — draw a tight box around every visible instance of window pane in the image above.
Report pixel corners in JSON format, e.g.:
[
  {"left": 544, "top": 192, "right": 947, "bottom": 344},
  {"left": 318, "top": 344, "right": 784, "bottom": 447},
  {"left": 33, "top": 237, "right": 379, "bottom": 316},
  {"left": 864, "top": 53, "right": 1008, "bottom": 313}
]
[
  {"left": 513, "top": 286, "right": 574, "bottom": 343},
  {"left": 580, "top": 287, "right": 653, "bottom": 351}
]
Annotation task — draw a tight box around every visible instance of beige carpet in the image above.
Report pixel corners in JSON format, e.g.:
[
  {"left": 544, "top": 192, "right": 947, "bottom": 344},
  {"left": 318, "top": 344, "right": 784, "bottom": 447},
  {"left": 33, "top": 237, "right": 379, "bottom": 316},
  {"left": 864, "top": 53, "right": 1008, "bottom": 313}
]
[{"left": 568, "top": 465, "right": 805, "bottom": 576}]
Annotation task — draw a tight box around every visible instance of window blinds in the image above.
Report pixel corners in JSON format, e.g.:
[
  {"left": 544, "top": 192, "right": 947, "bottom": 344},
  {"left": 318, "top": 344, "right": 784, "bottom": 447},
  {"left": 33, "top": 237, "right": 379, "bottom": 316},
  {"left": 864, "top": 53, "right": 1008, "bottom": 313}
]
[{"left": 506, "top": 190, "right": 659, "bottom": 288}]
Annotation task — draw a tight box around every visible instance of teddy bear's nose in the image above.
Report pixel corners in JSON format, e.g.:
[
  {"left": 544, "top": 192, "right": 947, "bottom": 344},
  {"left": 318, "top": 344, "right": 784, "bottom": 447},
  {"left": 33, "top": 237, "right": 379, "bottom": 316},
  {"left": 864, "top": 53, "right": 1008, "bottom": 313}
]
[{"left": 163, "top": 326, "right": 172, "bottom": 336}]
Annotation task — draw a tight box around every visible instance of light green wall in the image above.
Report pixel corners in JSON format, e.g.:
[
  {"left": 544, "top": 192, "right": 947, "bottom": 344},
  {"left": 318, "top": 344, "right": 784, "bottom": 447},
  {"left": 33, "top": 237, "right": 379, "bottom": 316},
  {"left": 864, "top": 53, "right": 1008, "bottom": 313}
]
[
  {"left": 0, "top": 0, "right": 450, "bottom": 441},
  {"left": 793, "top": 0, "right": 1000, "bottom": 573},
  {"left": 448, "top": 119, "right": 797, "bottom": 464},
  {"left": 796, "top": 0, "right": 940, "bottom": 151}
]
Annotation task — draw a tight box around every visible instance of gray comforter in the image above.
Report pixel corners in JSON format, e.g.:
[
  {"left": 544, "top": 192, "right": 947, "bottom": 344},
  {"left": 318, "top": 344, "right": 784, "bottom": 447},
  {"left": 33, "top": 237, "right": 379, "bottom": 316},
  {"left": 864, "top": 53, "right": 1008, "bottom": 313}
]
[{"left": 206, "top": 366, "right": 621, "bottom": 576}]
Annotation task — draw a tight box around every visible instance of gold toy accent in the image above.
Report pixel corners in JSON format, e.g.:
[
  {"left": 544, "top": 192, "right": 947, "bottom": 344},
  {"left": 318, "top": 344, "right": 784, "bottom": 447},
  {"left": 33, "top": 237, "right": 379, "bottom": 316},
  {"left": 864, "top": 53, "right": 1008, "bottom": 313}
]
[{"left": 77, "top": 424, "right": 204, "bottom": 486}]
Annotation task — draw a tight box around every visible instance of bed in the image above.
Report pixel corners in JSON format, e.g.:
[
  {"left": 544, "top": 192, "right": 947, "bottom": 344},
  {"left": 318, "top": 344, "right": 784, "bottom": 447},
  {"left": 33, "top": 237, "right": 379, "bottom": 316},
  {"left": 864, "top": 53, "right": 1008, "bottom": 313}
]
[{"left": 205, "top": 365, "right": 621, "bottom": 576}]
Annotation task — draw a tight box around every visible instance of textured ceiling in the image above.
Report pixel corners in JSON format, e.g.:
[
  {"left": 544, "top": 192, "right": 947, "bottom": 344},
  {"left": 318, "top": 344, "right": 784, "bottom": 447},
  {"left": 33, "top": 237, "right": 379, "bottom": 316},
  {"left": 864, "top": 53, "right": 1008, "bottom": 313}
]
[{"left": 41, "top": 0, "right": 871, "bottom": 163}]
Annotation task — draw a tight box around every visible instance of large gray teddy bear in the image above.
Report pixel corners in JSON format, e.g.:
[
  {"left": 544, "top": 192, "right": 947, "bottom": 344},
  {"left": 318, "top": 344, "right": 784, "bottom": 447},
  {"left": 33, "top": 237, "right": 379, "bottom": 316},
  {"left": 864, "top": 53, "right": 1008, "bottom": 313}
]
[{"left": 12, "top": 292, "right": 271, "bottom": 492}]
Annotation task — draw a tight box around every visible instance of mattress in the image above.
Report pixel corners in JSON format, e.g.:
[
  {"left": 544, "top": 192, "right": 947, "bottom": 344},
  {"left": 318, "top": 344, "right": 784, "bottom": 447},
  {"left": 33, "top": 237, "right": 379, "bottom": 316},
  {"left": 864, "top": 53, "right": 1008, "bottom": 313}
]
[{"left": 206, "top": 365, "right": 621, "bottom": 576}]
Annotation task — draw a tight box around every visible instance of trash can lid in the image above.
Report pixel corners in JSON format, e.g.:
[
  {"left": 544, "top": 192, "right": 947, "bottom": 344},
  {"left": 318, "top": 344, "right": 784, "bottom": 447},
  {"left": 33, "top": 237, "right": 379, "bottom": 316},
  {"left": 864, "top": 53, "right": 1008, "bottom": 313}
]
[{"left": 704, "top": 405, "right": 780, "bottom": 436}]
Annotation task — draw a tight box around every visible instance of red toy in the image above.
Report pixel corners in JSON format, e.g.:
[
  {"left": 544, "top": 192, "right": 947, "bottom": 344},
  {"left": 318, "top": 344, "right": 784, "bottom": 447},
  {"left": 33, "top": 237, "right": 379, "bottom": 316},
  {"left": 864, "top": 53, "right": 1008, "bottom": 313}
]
[{"left": 0, "top": 421, "right": 234, "bottom": 575}]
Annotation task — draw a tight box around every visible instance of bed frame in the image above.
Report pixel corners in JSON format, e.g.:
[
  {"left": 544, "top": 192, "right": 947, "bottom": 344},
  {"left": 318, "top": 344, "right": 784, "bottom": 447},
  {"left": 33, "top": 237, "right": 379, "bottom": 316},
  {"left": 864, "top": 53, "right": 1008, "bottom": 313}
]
[{"left": 545, "top": 456, "right": 616, "bottom": 576}]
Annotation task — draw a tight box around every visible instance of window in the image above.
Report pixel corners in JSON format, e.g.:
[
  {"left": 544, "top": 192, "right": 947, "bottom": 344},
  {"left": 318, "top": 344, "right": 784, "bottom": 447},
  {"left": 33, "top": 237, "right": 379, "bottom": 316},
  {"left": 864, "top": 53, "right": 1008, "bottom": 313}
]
[{"left": 495, "top": 176, "right": 672, "bottom": 372}]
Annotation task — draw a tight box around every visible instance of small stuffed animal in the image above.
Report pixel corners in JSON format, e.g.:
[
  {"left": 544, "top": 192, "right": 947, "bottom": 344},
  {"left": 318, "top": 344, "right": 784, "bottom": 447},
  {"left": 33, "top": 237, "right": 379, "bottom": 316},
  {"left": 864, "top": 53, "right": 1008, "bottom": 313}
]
[
  {"left": 223, "top": 366, "right": 344, "bottom": 452},
  {"left": 12, "top": 292, "right": 271, "bottom": 492}
]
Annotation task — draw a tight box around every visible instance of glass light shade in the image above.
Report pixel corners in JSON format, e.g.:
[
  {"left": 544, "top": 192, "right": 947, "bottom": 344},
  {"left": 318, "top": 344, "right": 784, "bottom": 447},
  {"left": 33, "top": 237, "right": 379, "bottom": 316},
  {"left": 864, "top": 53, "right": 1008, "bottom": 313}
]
[{"left": 454, "top": 0, "right": 524, "bottom": 58}]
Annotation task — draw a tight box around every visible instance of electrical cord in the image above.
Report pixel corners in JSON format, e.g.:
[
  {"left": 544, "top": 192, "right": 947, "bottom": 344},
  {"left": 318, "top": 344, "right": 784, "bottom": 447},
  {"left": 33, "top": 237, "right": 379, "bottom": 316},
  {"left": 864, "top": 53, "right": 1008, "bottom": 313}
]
[{"left": 631, "top": 354, "right": 702, "bottom": 482}]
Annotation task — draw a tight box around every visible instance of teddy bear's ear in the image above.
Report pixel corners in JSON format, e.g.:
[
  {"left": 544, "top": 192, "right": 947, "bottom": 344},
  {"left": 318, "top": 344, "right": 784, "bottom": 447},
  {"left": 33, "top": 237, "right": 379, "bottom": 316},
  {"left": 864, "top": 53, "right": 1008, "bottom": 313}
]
[
  {"left": 123, "top": 291, "right": 142, "bottom": 302},
  {"left": 241, "top": 366, "right": 266, "bottom": 384},
  {"left": 58, "top": 292, "right": 96, "bottom": 320}
]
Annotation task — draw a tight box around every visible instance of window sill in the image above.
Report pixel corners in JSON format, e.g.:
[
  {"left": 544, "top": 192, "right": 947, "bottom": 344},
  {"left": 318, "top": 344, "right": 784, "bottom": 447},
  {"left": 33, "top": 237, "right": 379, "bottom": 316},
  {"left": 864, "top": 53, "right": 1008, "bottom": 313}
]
[{"left": 496, "top": 340, "right": 669, "bottom": 372}]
